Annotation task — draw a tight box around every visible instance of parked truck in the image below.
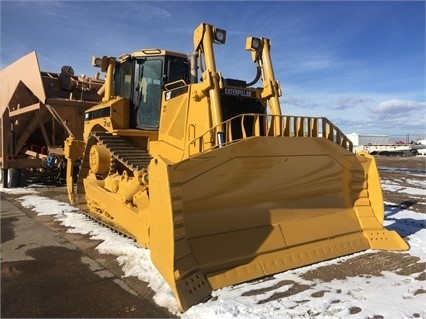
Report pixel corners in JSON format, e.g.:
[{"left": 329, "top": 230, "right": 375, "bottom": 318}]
[{"left": 0, "top": 52, "right": 104, "bottom": 187}]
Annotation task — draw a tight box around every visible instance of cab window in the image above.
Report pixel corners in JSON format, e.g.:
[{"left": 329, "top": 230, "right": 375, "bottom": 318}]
[
  {"left": 133, "top": 59, "right": 163, "bottom": 129},
  {"left": 114, "top": 62, "right": 132, "bottom": 98}
]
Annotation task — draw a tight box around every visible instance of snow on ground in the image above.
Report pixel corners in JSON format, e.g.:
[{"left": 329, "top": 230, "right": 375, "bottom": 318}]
[
  {"left": 2, "top": 184, "right": 425, "bottom": 319},
  {"left": 381, "top": 179, "right": 426, "bottom": 197}
]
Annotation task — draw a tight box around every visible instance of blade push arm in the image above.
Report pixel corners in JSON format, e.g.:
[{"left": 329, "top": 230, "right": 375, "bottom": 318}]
[
  {"left": 193, "top": 23, "right": 226, "bottom": 146},
  {"left": 246, "top": 37, "right": 282, "bottom": 117}
]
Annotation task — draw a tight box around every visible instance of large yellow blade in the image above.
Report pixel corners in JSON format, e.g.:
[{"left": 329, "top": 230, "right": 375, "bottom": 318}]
[{"left": 148, "top": 136, "right": 408, "bottom": 310}]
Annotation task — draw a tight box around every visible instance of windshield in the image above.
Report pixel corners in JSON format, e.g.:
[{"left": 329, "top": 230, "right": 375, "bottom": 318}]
[
  {"left": 115, "top": 54, "right": 190, "bottom": 130},
  {"left": 133, "top": 59, "right": 163, "bottom": 129}
]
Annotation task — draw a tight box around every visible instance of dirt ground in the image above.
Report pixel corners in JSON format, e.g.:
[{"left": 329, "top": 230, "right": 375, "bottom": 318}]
[{"left": 375, "top": 156, "right": 425, "bottom": 214}]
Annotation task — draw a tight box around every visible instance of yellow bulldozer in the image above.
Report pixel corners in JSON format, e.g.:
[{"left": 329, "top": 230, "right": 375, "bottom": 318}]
[{"left": 64, "top": 22, "right": 409, "bottom": 311}]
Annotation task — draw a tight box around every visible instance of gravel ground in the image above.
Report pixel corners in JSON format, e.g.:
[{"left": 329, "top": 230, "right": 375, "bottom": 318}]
[{"left": 376, "top": 156, "right": 425, "bottom": 214}]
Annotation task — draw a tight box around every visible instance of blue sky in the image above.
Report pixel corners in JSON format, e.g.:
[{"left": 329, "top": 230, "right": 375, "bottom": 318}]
[{"left": 1, "top": 1, "right": 425, "bottom": 138}]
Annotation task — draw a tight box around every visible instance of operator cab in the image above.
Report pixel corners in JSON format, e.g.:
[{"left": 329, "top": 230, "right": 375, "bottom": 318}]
[{"left": 113, "top": 50, "right": 190, "bottom": 130}]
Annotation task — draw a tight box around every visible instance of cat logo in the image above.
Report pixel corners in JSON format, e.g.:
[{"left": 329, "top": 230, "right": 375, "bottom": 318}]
[{"left": 224, "top": 88, "right": 254, "bottom": 97}]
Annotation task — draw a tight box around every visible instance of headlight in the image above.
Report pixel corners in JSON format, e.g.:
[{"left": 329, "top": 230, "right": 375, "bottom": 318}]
[
  {"left": 251, "top": 37, "right": 262, "bottom": 50},
  {"left": 246, "top": 37, "right": 262, "bottom": 50},
  {"left": 92, "top": 56, "right": 102, "bottom": 68},
  {"left": 213, "top": 28, "right": 226, "bottom": 44}
]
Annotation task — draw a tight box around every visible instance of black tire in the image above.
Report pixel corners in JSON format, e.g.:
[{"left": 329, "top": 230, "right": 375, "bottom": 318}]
[
  {"left": 7, "top": 168, "right": 21, "bottom": 188},
  {"left": 19, "top": 169, "right": 28, "bottom": 187}
]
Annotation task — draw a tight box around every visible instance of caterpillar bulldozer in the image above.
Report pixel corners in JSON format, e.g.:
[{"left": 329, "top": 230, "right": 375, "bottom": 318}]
[{"left": 64, "top": 22, "right": 409, "bottom": 311}]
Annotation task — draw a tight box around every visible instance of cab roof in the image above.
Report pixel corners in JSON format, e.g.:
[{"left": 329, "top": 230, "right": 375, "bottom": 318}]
[{"left": 117, "top": 49, "right": 188, "bottom": 63}]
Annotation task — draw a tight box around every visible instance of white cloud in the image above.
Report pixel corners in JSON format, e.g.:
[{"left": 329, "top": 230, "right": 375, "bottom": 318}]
[
  {"left": 374, "top": 99, "right": 426, "bottom": 115},
  {"left": 352, "top": 99, "right": 426, "bottom": 134},
  {"left": 332, "top": 96, "right": 374, "bottom": 110},
  {"left": 131, "top": 2, "right": 173, "bottom": 20},
  {"left": 281, "top": 95, "right": 320, "bottom": 109}
]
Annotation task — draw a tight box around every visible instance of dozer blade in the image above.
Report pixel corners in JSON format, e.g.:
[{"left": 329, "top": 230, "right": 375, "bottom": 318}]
[{"left": 148, "top": 136, "right": 408, "bottom": 311}]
